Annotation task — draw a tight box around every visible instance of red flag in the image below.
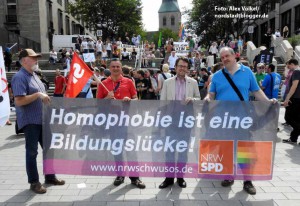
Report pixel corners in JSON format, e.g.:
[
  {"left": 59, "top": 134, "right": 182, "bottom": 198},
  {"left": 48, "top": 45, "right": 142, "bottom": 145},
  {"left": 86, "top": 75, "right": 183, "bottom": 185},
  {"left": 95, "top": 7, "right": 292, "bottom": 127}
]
[{"left": 64, "top": 52, "right": 93, "bottom": 98}]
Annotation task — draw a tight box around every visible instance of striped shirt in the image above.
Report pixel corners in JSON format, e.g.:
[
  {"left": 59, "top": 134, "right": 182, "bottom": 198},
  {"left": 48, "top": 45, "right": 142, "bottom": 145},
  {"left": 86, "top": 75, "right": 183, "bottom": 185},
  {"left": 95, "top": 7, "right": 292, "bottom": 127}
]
[
  {"left": 175, "top": 77, "right": 186, "bottom": 100},
  {"left": 12, "top": 68, "right": 46, "bottom": 129}
]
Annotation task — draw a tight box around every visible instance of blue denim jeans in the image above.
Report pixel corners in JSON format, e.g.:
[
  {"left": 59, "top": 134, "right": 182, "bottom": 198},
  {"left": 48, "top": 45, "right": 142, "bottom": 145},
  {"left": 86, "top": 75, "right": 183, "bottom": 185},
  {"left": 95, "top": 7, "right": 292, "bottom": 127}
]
[{"left": 23, "top": 124, "right": 55, "bottom": 183}]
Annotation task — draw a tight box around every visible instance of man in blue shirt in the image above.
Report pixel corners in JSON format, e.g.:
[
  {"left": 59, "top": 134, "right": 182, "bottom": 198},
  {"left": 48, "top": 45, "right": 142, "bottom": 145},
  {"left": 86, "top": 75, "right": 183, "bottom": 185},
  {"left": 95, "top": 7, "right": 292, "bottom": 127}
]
[
  {"left": 205, "top": 47, "right": 276, "bottom": 195},
  {"left": 12, "top": 49, "right": 65, "bottom": 194},
  {"left": 262, "top": 64, "right": 282, "bottom": 99}
]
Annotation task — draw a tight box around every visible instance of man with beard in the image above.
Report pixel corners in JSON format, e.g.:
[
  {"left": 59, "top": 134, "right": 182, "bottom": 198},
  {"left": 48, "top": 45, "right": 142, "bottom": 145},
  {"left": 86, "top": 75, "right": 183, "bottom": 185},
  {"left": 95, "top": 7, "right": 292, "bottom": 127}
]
[{"left": 12, "top": 49, "right": 65, "bottom": 194}]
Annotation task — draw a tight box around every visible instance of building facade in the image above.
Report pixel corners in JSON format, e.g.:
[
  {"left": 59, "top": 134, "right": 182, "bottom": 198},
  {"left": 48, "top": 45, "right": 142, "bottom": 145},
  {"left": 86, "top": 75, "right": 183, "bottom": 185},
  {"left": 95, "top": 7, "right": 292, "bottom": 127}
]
[
  {"left": 158, "top": 0, "right": 181, "bottom": 33},
  {"left": 253, "top": 0, "right": 300, "bottom": 46},
  {"left": 0, "top": 0, "right": 94, "bottom": 52}
]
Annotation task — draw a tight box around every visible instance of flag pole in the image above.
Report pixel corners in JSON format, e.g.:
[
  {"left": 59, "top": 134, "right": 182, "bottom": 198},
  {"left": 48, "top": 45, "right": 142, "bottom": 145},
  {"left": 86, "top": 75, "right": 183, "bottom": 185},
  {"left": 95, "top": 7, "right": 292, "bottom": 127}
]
[{"left": 94, "top": 74, "right": 110, "bottom": 93}]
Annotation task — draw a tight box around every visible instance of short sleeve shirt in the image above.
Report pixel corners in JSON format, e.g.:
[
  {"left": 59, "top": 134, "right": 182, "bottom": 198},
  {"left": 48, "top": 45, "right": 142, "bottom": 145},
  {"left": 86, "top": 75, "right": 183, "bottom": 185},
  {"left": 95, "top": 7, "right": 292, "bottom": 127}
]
[
  {"left": 97, "top": 76, "right": 137, "bottom": 99},
  {"left": 209, "top": 64, "right": 260, "bottom": 101},
  {"left": 54, "top": 75, "right": 66, "bottom": 94},
  {"left": 262, "top": 73, "right": 281, "bottom": 99},
  {"left": 289, "top": 69, "right": 300, "bottom": 99},
  {"left": 11, "top": 68, "right": 46, "bottom": 129}
]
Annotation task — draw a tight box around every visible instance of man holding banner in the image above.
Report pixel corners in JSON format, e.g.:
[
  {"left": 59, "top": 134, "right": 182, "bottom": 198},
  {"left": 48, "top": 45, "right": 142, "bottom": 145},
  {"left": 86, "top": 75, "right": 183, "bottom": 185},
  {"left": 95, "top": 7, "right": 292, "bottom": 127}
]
[
  {"left": 205, "top": 47, "right": 277, "bottom": 195},
  {"left": 159, "top": 57, "right": 200, "bottom": 189},
  {"left": 97, "top": 59, "right": 146, "bottom": 189},
  {"left": 12, "top": 49, "right": 65, "bottom": 194}
]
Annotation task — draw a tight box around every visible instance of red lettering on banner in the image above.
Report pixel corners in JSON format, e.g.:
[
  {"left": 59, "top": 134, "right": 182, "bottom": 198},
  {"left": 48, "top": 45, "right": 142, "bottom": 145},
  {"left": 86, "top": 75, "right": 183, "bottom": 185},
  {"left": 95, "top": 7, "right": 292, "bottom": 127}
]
[{"left": 0, "top": 68, "right": 8, "bottom": 93}]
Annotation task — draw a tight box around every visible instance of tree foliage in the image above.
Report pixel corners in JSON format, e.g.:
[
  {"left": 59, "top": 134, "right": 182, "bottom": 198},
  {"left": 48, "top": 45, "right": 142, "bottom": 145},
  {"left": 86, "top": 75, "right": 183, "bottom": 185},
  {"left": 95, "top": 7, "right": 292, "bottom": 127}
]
[
  {"left": 188, "top": 0, "right": 258, "bottom": 46},
  {"left": 67, "top": 0, "right": 144, "bottom": 40}
]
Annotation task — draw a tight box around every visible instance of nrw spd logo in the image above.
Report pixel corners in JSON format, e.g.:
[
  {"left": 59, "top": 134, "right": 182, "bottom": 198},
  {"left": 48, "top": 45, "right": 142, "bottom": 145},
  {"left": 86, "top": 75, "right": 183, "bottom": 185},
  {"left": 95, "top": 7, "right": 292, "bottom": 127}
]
[{"left": 198, "top": 140, "right": 234, "bottom": 175}]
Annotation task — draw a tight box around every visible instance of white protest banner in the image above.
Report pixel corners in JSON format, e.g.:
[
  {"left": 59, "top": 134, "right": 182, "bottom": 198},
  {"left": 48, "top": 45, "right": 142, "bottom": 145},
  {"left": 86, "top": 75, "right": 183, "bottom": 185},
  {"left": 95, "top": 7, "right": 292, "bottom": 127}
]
[
  {"left": 0, "top": 47, "right": 10, "bottom": 126},
  {"left": 83, "top": 53, "right": 96, "bottom": 63},
  {"left": 173, "top": 42, "right": 189, "bottom": 56}
]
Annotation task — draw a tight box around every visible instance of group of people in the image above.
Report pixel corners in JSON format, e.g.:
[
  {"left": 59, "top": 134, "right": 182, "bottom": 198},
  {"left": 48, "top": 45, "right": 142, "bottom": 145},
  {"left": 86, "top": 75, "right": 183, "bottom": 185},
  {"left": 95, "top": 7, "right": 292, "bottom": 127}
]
[{"left": 10, "top": 43, "right": 300, "bottom": 197}]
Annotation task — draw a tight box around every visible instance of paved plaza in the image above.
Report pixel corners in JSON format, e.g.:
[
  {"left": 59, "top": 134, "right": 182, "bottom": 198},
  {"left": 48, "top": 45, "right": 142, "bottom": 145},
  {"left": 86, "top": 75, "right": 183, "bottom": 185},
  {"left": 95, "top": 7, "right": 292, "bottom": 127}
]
[{"left": 0, "top": 107, "right": 300, "bottom": 206}]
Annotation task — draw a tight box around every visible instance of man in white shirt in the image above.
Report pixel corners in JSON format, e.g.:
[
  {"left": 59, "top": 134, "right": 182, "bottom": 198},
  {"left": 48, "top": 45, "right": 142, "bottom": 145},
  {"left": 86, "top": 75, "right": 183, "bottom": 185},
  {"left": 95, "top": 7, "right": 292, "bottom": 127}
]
[
  {"left": 49, "top": 49, "right": 57, "bottom": 64},
  {"left": 121, "top": 48, "right": 130, "bottom": 61},
  {"left": 81, "top": 38, "right": 88, "bottom": 53},
  {"left": 168, "top": 51, "right": 177, "bottom": 71},
  {"left": 96, "top": 38, "right": 103, "bottom": 62}
]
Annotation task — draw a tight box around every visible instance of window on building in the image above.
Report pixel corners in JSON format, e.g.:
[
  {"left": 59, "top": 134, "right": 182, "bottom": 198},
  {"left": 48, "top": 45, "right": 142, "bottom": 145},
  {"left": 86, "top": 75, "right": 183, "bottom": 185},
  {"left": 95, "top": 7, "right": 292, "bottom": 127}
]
[
  {"left": 65, "top": 16, "right": 70, "bottom": 35},
  {"left": 48, "top": 3, "right": 53, "bottom": 22},
  {"left": 6, "top": 0, "right": 17, "bottom": 23},
  {"left": 270, "top": 18, "right": 275, "bottom": 33},
  {"left": 261, "top": 2, "right": 269, "bottom": 14},
  {"left": 163, "top": 17, "right": 166, "bottom": 26},
  {"left": 261, "top": 22, "right": 268, "bottom": 39},
  {"left": 64, "top": 0, "right": 69, "bottom": 9},
  {"left": 295, "top": 5, "right": 300, "bottom": 33},
  {"left": 7, "top": 0, "right": 16, "bottom": 4},
  {"left": 281, "top": 0, "right": 290, "bottom": 5},
  {"left": 72, "top": 21, "right": 76, "bottom": 34},
  {"left": 281, "top": 10, "right": 291, "bottom": 35},
  {"left": 171, "top": 16, "right": 175, "bottom": 26},
  {"left": 58, "top": 9, "right": 64, "bottom": 34},
  {"left": 57, "top": 0, "right": 62, "bottom": 6},
  {"left": 270, "top": 1, "right": 275, "bottom": 11},
  {"left": 7, "top": 5, "right": 16, "bottom": 15}
]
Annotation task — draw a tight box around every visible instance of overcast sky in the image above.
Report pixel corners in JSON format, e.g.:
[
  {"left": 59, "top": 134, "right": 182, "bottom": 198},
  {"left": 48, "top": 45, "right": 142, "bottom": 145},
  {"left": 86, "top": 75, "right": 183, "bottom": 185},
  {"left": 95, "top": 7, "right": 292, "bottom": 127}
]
[{"left": 141, "top": 0, "right": 193, "bottom": 32}]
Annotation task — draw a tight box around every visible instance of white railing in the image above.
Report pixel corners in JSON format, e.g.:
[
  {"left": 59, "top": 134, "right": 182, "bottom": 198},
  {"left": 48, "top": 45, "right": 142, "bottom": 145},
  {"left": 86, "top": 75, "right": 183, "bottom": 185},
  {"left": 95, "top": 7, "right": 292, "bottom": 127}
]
[
  {"left": 294, "top": 46, "right": 300, "bottom": 62},
  {"left": 271, "top": 35, "right": 293, "bottom": 63}
]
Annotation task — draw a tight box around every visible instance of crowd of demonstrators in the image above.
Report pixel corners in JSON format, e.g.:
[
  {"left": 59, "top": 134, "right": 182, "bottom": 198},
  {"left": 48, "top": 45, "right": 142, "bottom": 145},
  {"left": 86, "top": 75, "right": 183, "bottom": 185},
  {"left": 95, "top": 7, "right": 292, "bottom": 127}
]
[
  {"left": 7, "top": 28, "right": 296, "bottom": 195},
  {"left": 11, "top": 49, "right": 65, "bottom": 194}
]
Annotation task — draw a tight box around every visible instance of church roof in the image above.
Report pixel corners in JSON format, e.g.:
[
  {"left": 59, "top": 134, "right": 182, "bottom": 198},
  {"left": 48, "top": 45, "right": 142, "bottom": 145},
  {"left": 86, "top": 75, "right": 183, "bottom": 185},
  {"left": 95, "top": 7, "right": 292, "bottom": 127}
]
[{"left": 158, "top": 0, "right": 181, "bottom": 13}]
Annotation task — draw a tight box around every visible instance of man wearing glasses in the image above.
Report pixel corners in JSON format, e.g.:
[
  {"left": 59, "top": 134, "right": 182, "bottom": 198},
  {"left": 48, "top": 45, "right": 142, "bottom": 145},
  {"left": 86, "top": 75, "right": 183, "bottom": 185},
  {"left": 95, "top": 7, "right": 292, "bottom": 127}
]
[{"left": 159, "top": 57, "right": 200, "bottom": 189}]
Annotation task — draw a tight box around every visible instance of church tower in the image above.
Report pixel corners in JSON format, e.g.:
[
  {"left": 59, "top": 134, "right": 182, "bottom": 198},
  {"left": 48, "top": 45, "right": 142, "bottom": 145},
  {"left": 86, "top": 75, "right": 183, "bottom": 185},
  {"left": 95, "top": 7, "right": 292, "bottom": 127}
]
[{"left": 158, "top": 0, "right": 181, "bottom": 33}]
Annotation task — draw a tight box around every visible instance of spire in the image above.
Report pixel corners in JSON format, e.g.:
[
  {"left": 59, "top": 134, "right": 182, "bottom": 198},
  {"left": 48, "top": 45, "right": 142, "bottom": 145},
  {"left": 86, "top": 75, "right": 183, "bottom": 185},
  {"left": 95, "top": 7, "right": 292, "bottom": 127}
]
[{"left": 158, "top": 0, "right": 180, "bottom": 13}]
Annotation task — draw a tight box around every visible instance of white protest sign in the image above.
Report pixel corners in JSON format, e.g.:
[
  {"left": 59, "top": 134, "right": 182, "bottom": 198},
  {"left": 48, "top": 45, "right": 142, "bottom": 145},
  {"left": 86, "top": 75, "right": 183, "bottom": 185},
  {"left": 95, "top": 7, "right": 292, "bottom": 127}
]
[
  {"left": 83, "top": 53, "right": 96, "bottom": 63},
  {"left": 0, "top": 47, "right": 10, "bottom": 126}
]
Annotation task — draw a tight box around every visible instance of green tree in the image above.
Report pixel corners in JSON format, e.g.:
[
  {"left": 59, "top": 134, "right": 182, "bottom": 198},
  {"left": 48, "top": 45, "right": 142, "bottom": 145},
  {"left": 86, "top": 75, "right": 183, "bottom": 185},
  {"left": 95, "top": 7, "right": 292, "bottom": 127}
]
[
  {"left": 67, "top": 0, "right": 143, "bottom": 40},
  {"left": 188, "top": 0, "right": 258, "bottom": 46}
]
